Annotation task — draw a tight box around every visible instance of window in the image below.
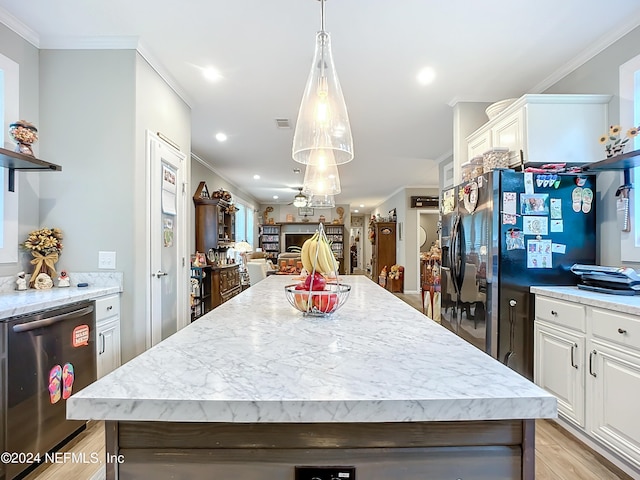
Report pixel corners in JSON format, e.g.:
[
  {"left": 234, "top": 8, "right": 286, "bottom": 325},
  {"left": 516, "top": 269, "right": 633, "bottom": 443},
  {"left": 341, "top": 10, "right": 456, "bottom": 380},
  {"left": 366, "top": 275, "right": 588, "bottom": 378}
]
[
  {"left": 620, "top": 54, "right": 640, "bottom": 261},
  {"left": 232, "top": 197, "right": 256, "bottom": 261},
  {"left": 0, "top": 53, "right": 19, "bottom": 264}
]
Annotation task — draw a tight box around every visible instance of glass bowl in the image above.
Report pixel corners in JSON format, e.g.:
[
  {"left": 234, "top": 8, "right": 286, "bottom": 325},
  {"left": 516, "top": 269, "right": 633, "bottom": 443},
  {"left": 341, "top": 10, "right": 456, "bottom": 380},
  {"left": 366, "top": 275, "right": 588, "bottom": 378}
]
[{"left": 285, "top": 282, "right": 351, "bottom": 316}]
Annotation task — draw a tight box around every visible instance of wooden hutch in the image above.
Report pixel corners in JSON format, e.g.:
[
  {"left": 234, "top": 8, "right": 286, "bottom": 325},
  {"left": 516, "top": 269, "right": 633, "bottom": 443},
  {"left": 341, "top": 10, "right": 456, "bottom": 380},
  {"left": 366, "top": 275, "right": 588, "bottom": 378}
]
[{"left": 192, "top": 182, "right": 241, "bottom": 315}]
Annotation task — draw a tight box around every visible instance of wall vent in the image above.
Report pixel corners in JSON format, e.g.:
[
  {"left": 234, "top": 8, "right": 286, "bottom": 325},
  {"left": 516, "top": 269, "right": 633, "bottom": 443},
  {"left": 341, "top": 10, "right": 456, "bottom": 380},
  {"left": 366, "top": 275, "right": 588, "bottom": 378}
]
[{"left": 275, "top": 118, "right": 291, "bottom": 129}]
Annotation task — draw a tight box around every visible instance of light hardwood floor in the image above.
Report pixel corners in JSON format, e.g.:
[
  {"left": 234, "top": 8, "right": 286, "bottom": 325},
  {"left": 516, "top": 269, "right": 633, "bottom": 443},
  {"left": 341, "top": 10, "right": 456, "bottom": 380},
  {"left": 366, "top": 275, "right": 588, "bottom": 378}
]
[{"left": 23, "top": 292, "right": 634, "bottom": 480}]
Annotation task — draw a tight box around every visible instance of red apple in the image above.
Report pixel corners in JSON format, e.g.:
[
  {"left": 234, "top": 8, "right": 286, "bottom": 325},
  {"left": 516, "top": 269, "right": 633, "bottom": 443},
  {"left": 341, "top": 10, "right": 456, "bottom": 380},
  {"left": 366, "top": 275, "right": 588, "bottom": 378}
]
[
  {"left": 304, "top": 272, "right": 326, "bottom": 291},
  {"left": 313, "top": 292, "right": 338, "bottom": 313}
]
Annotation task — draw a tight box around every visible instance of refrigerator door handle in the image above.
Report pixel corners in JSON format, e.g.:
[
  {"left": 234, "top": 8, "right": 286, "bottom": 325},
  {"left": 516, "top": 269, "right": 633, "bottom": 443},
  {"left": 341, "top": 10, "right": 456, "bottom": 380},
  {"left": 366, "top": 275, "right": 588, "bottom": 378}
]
[{"left": 451, "top": 215, "right": 462, "bottom": 294}]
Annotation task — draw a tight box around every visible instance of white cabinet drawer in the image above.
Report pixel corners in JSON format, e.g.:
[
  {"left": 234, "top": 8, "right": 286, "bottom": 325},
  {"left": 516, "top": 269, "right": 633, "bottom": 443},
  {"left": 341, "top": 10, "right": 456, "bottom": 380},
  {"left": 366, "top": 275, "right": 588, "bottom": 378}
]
[
  {"left": 535, "top": 296, "right": 586, "bottom": 332},
  {"left": 95, "top": 294, "right": 120, "bottom": 322},
  {"left": 592, "top": 308, "right": 640, "bottom": 351}
]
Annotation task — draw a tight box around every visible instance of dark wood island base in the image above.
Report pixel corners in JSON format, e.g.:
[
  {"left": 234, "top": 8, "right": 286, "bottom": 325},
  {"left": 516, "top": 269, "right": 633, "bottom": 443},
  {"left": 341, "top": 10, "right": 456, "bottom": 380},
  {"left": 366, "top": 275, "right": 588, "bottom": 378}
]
[{"left": 105, "top": 419, "right": 535, "bottom": 480}]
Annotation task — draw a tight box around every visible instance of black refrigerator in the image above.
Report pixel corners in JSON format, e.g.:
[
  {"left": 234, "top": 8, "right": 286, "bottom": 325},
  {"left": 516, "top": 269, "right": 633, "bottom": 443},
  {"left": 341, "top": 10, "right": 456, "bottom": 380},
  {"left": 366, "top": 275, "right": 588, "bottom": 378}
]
[{"left": 440, "top": 169, "right": 596, "bottom": 380}]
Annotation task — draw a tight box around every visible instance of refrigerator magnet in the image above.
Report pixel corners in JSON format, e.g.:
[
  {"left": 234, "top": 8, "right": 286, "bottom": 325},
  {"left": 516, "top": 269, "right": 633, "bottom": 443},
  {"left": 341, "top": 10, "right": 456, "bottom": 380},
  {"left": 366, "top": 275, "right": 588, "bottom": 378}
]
[
  {"left": 520, "top": 193, "right": 549, "bottom": 215},
  {"left": 572, "top": 187, "right": 583, "bottom": 212},
  {"left": 503, "top": 192, "right": 517, "bottom": 215},
  {"left": 550, "top": 198, "right": 562, "bottom": 219},
  {"left": 582, "top": 188, "right": 593, "bottom": 213},
  {"left": 502, "top": 214, "right": 517, "bottom": 225},
  {"left": 551, "top": 243, "right": 567, "bottom": 254},
  {"left": 524, "top": 172, "right": 534, "bottom": 194},
  {"left": 527, "top": 239, "right": 552, "bottom": 268},
  {"left": 523, "top": 216, "right": 549, "bottom": 235},
  {"left": 550, "top": 219, "right": 564, "bottom": 232},
  {"left": 506, "top": 229, "right": 525, "bottom": 250}
]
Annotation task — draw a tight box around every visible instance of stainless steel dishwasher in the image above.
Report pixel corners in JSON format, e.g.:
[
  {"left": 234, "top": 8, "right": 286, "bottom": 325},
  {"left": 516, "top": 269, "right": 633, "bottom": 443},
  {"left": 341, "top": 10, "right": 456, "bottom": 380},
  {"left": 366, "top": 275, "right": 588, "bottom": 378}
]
[{"left": 1, "top": 301, "right": 96, "bottom": 480}]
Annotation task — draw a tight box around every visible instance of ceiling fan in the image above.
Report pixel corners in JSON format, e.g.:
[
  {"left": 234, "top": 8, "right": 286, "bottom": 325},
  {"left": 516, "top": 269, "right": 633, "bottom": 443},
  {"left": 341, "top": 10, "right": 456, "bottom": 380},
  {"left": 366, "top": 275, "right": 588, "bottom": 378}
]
[{"left": 288, "top": 187, "right": 308, "bottom": 207}]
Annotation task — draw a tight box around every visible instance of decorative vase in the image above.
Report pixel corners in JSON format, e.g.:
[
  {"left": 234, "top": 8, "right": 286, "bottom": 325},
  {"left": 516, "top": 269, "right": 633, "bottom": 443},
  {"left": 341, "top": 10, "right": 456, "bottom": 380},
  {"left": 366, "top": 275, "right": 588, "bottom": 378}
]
[
  {"left": 29, "top": 251, "right": 59, "bottom": 288},
  {"left": 607, "top": 144, "right": 626, "bottom": 158},
  {"left": 8, "top": 120, "right": 38, "bottom": 156}
]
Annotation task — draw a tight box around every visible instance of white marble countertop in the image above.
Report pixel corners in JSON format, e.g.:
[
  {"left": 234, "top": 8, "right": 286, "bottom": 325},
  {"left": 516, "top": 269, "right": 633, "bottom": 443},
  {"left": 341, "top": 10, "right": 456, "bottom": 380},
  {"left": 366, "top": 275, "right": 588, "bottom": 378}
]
[
  {"left": 68, "top": 275, "right": 556, "bottom": 424},
  {"left": 531, "top": 286, "right": 640, "bottom": 315},
  {"left": 0, "top": 272, "right": 123, "bottom": 319}
]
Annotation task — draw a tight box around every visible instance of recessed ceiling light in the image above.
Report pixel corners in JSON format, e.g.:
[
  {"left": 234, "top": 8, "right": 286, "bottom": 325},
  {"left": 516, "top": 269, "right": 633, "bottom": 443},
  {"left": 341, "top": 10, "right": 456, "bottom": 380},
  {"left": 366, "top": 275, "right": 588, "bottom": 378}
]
[
  {"left": 359, "top": 204, "right": 364, "bottom": 208},
  {"left": 215, "top": 132, "right": 227, "bottom": 142},
  {"left": 417, "top": 67, "right": 436, "bottom": 85},
  {"left": 354, "top": 209, "right": 359, "bottom": 213},
  {"left": 253, "top": 174, "right": 260, "bottom": 180},
  {"left": 203, "top": 67, "right": 222, "bottom": 82},
  {"left": 273, "top": 195, "right": 279, "bottom": 199}
]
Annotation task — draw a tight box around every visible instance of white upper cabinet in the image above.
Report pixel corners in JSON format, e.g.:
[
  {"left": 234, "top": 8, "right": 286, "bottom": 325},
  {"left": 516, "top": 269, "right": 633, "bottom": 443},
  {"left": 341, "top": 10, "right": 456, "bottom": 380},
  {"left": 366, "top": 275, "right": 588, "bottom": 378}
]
[{"left": 465, "top": 94, "right": 611, "bottom": 182}]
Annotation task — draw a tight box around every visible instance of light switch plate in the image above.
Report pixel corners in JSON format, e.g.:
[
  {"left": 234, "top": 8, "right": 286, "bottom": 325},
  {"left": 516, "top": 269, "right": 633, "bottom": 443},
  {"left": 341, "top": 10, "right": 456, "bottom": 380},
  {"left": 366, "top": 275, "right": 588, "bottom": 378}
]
[{"left": 98, "top": 251, "right": 116, "bottom": 269}]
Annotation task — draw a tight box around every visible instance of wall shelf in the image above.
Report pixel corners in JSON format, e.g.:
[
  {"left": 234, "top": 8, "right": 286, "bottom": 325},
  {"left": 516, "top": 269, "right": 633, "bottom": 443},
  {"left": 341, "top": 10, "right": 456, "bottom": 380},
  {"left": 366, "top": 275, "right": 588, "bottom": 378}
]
[
  {"left": 581, "top": 148, "right": 640, "bottom": 172},
  {"left": 0, "top": 147, "right": 62, "bottom": 191}
]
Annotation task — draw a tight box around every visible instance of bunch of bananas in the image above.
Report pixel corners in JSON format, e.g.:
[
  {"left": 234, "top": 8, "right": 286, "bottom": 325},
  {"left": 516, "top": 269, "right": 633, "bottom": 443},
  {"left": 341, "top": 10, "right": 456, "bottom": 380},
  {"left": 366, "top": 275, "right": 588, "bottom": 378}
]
[{"left": 301, "top": 232, "right": 338, "bottom": 274}]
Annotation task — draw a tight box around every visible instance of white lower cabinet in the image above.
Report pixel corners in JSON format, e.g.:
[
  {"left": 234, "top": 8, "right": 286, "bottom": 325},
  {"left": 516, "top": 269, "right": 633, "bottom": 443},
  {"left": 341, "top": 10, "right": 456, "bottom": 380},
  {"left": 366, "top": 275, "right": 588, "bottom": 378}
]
[
  {"left": 589, "top": 341, "right": 640, "bottom": 466},
  {"left": 95, "top": 294, "right": 122, "bottom": 379},
  {"left": 534, "top": 294, "right": 640, "bottom": 474},
  {"left": 534, "top": 322, "right": 584, "bottom": 428}
]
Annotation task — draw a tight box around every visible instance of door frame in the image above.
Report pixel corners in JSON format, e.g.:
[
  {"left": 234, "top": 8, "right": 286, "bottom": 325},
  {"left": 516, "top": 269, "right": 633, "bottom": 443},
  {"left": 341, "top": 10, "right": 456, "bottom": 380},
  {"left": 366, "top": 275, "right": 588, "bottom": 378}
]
[
  {"left": 414, "top": 208, "right": 440, "bottom": 291},
  {"left": 145, "top": 130, "right": 189, "bottom": 349}
]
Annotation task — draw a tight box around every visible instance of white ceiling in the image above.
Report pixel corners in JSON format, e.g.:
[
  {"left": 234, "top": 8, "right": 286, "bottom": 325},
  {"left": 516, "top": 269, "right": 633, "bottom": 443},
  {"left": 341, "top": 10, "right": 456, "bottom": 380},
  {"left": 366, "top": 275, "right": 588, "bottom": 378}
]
[{"left": 2, "top": 1, "right": 640, "bottom": 211}]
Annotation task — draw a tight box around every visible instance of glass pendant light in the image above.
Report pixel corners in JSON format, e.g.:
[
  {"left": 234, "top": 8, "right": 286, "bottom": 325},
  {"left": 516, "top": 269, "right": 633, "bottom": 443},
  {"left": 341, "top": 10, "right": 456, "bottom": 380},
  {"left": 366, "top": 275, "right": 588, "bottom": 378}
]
[
  {"left": 302, "top": 159, "right": 341, "bottom": 196},
  {"left": 307, "top": 193, "right": 335, "bottom": 209},
  {"left": 292, "top": 0, "right": 353, "bottom": 166}
]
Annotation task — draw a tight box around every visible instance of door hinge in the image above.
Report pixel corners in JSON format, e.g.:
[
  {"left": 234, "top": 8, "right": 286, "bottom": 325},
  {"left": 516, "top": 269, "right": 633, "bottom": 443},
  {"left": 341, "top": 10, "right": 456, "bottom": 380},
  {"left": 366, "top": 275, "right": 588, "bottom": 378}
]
[
  {"left": 182, "top": 257, "right": 186, "bottom": 267},
  {"left": 182, "top": 182, "right": 186, "bottom": 194}
]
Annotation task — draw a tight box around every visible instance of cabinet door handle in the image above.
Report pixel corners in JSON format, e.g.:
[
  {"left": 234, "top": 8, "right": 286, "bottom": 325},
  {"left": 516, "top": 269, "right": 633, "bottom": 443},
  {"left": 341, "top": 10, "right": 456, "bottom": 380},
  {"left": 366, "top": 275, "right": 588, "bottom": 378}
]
[
  {"left": 589, "top": 350, "right": 597, "bottom": 377},
  {"left": 570, "top": 343, "right": 578, "bottom": 369},
  {"left": 99, "top": 333, "right": 105, "bottom": 355},
  {"left": 618, "top": 328, "right": 627, "bottom": 334},
  {"left": 550, "top": 310, "right": 558, "bottom": 316},
  {"left": 107, "top": 305, "right": 113, "bottom": 311}
]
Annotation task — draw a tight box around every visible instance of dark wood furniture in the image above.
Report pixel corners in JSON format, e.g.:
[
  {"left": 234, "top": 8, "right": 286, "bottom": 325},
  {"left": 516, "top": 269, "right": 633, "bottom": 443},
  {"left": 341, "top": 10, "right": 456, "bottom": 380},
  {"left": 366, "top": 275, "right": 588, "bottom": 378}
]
[
  {"left": 371, "top": 222, "right": 396, "bottom": 285},
  {"left": 324, "top": 224, "right": 345, "bottom": 274},
  {"left": 210, "top": 264, "right": 241, "bottom": 309},
  {"left": 258, "top": 224, "right": 281, "bottom": 260},
  {"left": 105, "top": 419, "right": 535, "bottom": 479},
  {"left": 193, "top": 181, "right": 235, "bottom": 253}
]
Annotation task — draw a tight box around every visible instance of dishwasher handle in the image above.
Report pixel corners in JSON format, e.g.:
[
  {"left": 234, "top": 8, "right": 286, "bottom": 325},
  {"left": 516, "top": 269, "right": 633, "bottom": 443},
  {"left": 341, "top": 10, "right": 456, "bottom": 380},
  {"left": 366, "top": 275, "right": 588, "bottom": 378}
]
[{"left": 12, "top": 305, "right": 95, "bottom": 333}]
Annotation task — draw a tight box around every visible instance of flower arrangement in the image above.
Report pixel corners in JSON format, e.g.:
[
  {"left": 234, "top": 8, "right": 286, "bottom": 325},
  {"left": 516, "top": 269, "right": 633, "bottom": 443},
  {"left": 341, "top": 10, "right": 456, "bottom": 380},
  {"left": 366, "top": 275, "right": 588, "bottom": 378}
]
[
  {"left": 23, "top": 227, "right": 63, "bottom": 255},
  {"left": 22, "top": 227, "right": 63, "bottom": 288},
  {"left": 599, "top": 125, "right": 639, "bottom": 157},
  {"left": 223, "top": 203, "right": 237, "bottom": 214}
]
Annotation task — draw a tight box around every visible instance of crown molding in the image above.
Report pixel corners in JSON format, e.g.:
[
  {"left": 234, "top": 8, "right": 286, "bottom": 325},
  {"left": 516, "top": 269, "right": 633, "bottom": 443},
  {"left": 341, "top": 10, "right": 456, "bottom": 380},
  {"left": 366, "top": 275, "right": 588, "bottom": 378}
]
[
  {"left": 0, "top": 8, "right": 39, "bottom": 47},
  {"left": 38, "top": 35, "right": 139, "bottom": 49},
  {"left": 530, "top": 15, "right": 640, "bottom": 93}
]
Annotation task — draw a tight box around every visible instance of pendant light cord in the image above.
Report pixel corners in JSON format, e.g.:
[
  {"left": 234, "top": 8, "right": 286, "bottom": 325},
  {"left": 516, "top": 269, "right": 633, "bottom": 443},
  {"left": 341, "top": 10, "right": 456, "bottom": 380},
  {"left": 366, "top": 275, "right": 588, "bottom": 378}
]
[{"left": 320, "top": 0, "right": 325, "bottom": 33}]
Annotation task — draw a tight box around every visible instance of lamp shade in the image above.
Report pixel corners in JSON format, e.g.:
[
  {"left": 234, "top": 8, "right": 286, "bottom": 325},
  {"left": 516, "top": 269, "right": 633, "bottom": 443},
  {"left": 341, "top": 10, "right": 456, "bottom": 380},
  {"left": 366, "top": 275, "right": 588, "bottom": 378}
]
[
  {"left": 292, "top": 31, "right": 353, "bottom": 166},
  {"left": 302, "top": 160, "right": 341, "bottom": 196},
  {"left": 307, "top": 194, "right": 336, "bottom": 209},
  {"left": 234, "top": 241, "right": 252, "bottom": 253}
]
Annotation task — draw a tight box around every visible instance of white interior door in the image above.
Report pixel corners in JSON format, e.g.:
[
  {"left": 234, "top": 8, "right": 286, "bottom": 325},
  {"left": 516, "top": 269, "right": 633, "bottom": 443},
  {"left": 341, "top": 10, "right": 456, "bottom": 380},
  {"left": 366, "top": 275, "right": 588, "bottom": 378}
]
[{"left": 147, "top": 131, "right": 188, "bottom": 348}]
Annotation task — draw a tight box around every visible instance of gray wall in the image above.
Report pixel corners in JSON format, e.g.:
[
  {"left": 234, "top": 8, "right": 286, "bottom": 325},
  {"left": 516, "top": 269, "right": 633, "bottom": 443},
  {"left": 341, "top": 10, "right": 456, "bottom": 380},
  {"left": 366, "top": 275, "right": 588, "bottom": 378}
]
[
  {"left": 0, "top": 23, "right": 40, "bottom": 277},
  {"left": 190, "top": 156, "right": 260, "bottom": 250},
  {"left": 544, "top": 25, "right": 640, "bottom": 268},
  {"left": 37, "top": 49, "right": 191, "bottom": 362}
]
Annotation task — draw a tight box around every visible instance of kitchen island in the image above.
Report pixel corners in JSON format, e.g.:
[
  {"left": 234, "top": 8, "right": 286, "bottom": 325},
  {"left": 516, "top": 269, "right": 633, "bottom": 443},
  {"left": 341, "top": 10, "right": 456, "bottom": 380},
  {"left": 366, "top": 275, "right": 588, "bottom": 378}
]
[{"left": 68, "top": 275, "right": 556, "bottom": 480}]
